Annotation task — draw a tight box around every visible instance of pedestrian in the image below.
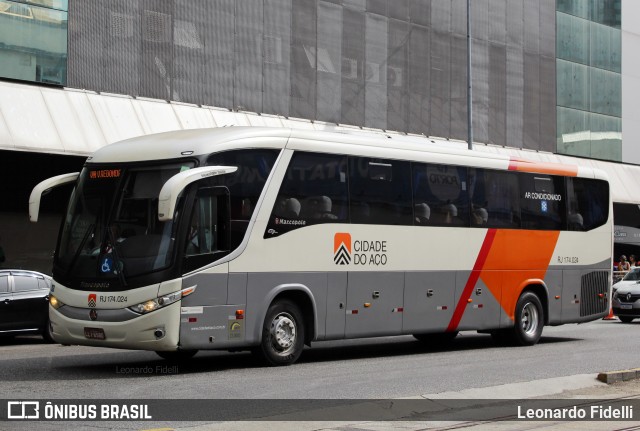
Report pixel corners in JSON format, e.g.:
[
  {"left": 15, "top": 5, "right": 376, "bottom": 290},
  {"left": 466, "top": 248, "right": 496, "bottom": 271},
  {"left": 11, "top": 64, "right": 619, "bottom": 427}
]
[
  {"left": 630, "top": 255, "right": 637, "bottom": 268},
  {"left": 619, "top": 255, "right": 631, "bottom": 272}
]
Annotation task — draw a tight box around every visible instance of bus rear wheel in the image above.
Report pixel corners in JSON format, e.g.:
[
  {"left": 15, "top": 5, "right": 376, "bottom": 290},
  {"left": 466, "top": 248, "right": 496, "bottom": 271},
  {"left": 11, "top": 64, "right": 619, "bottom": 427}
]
[
  {"left": 256, "top": 300, "right": 305, "bottom": 366},
  {"left": 508, "top": 292, "right": 544, "bottom": 346}
]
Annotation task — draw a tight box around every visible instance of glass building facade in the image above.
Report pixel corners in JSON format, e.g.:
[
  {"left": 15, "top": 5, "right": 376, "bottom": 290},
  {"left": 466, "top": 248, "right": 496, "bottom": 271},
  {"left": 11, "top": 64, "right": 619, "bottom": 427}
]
[
  {"left": 0, "top": 0, "right": 68, "bottom": 85},
  {"left": 556, "top": 0, "right": 622, "bottom": 161}
]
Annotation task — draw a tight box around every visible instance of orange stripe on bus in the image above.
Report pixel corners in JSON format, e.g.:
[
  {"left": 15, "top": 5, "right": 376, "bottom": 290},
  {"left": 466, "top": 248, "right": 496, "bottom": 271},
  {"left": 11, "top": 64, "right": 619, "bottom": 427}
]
[
  {"left": 508, "top": 158, "right": 578, "bottom": 177},
  {"left": 447, "top": 229, "right": 497, "bottom": 332},
  {"left": 480, "top": 230, "right": 560, "bottom": 321}
]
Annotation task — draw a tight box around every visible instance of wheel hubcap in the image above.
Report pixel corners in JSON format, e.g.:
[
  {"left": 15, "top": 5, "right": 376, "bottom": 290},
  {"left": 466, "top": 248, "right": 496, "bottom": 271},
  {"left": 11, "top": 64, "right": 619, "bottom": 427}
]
[
  {"left": 270, "top": 312, "right": 296, "bottom": 355},
  {"left": 521, "top": 302, "right": 539, "bottom": 335}
]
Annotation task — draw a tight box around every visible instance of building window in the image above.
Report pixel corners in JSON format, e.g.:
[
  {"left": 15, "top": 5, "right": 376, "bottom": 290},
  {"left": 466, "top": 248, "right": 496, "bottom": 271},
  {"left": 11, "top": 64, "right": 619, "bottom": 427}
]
[{"left": 0, "top": 0, "right": 68, "bottom": 85}]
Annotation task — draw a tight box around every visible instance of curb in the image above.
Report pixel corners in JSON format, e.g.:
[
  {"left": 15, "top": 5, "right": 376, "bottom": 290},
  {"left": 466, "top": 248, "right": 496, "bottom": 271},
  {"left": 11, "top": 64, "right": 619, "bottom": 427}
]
[{"left": 597, "top": 368, "right": 640, "bottom": 384}]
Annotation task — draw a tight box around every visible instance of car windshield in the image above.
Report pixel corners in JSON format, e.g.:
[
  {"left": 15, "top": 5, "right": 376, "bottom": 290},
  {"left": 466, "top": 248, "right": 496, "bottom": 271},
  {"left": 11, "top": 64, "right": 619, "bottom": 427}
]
[
  {"left": 623, "top": 268, "right": 640, "bottom": 281},
  {"left": 55, "top": 162, "right": 194, "bottom": 284}
]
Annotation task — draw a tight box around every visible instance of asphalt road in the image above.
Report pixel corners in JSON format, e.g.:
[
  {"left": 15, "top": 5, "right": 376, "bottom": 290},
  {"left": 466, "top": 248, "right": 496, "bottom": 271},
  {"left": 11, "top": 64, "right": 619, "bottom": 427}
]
[{"left": 0, "top": 318, "right": 637, "bottom": 400}]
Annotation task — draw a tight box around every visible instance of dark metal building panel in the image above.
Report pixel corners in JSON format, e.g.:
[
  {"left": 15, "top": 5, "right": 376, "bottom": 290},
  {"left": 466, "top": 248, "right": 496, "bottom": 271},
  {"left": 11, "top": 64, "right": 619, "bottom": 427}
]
[
  {"left": 523, "top": 52, "right": 541, "bottom": 151},
  {"left": 140, "top": 0, "right": 173, "bottom": 101},
  {"left": 173, "top": 0, "right": 206, "bottom": 105},
  {"left": 409, "top": 0, "right": 430, "bottom": 27},
  {"left": 539, "top": 0, "right": 556, "bottom": 58},
  {"left": 539, "top": 55, "right": 557, "bottom": 153},
  {"left": 430, "top": 1, "right": 450, "bottom": 33},
  {"left": 234, "top": 0, "right": 263, "bottom": 113},
  {"left": 506, "top": 47, "right": 524, "bottom": 148},
  {"left": 340, "top": 8, "right": 365, "bottom": 126},
  {"left": 316, "top": 1, "right": 342, "bottom": 124},
  {"left": 290, "top": 0, "right": 317, "bottom": 120},
  {"left": 429, "top": 30, "right": 450, "bottom": 138},
  {"left": 523, "top": 0, "right": 540, "bottom": 54},
  {"left": 263, "top": 0, "right": 292, "bottom": 117},
  {"left": 450, "top": 0, "right": 467, "bottom": 36},
  {"left": 449, "top": 35, "right": 467, "bottom": 141},
  {"left": 204, "top": 0, "right": 234, "bottom": 109},
  {"left": 103, "top": 0, "right": 141, "bottom": 97},
  {"left": 386, "top": 19, "right": 410, "bottom": 132},
  {"left": 407, "top": 24, "right": 430, "bottom": 135},
  {"left": 506, "top": 0, "right": 524, "bottom": 47},
  {"left": 471, "top": 39, "right": 489, "bottom": 144},
  {"left": 488, "top": 0, "right": 506, "bottom": 45},
  {"left": 364, "top": 13, "right": 388, "bottom": 129},
  {"left": 471, "top": 0, "right": 488, "bottom": 42},
  {"left": 488, "top": 44, "right": 507, "bottom": 147},
  {"left": 68, "top": 0, "right": 106, "bottom": 92},
  {"left": 65, "top": 0, "right": 557, "bottom": 153}
]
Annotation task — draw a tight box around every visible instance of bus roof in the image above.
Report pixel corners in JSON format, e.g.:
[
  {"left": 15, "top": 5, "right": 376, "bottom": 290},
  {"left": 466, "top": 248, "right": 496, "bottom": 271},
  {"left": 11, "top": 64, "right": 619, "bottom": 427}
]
[{"left": 87, "top": 126, "right": 605, "bottom": 180}]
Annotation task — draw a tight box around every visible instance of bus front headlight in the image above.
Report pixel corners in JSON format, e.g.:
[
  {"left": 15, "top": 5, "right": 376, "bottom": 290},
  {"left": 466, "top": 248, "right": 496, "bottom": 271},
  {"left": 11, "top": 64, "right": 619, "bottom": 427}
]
[
  {"left": 128, "top": 287, "right": 196, "bottom": 315},
  {"left": 50, "top": 295, "right": 64, "bottom": 309}
]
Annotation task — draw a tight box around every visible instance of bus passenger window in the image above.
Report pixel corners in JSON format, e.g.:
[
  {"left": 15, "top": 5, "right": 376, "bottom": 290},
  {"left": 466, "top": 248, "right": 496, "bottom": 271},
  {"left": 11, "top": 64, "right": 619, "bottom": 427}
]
[
  {"left": 519, "top": 174, "right": 564, "bottom": 230},
  {"left": 349, "top": 157, "right": 412, "bottom": 226},
  {"left": 265, "top": 152, "right": 348, "bottom": 238},
  {"left": 567, "top": 178, "right": 609, "bottom": 231},
  {"left": 412, "top": 163, "right": 469, "bottom": 227},
  {"left": 469, "top": 168, "right": 520, "bottom": 229}
]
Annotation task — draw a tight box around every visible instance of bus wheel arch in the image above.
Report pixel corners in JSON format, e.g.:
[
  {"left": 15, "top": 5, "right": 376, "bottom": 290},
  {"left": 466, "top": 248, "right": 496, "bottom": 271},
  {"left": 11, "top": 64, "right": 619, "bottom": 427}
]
[
  {"left": 254, "top": 288, "right": 317, "bottom": 366},
  {"left": 256, "top": 298, "right": 305, "bottom": 366}
]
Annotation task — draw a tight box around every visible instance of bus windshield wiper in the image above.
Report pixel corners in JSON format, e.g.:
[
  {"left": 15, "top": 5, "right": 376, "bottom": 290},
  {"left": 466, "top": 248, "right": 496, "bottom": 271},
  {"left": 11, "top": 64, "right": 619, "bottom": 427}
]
[{"left": 66, "top": 223, "right": 95, "bottom": 277}]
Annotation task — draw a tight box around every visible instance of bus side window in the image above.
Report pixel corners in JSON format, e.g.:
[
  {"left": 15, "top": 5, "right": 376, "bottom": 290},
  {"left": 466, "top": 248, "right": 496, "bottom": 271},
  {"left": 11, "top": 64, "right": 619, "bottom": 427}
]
[
  {"left": 469, "top": 168, "right": 520, "bottom": 229},
  {"left": 349, "top": 157, "right": 412, "bottom": 226},
  {"left": 412, "top": 163, "right": 469, "bottom": 227},
  {"left": 567, "top": 177, "right": 609, "bottom": 231},
  {"left": 265, "top": 152, "right": 348, "bottom": 238},
  {"left": 519, "top": 174, "right": 564, "bottom": 230}
]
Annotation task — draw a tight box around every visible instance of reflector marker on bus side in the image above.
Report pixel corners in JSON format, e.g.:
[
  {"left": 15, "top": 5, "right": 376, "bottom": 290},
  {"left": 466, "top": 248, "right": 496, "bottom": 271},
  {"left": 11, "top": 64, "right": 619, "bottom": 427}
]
[
  {"left": 436, "top": 306, "right": 448, "bottom": 311},
  {"left": 346, "top": 310, "right": 359, "bottom": 315},
  {"left": 391, "top": 307, "right": 404, "bottom": 313},
  {"left": 472, "top": 304, "right": 484, "bottom": 309}
]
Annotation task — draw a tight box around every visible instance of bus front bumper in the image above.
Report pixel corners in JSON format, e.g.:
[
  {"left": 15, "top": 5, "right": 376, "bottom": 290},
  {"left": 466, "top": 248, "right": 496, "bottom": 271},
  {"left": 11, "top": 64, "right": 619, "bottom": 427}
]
[{"left": 49, "top": 301, "right": 181, "bottom": 351}]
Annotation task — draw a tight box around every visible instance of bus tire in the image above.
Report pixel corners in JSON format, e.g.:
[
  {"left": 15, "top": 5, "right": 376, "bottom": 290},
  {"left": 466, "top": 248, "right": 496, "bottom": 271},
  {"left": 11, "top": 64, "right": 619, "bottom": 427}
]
[
  {"left": 257, "top": 299, "right": 305, "bottom": 366},
  {"left": 413, "top": 331, "right": 458, "bottom": 345},
  {"left": 156, "top": 349, "right": 198, "bottom": 361},
  {"left": 618, "top": 316, "right": 634, "bottom": 323},
  {"left": 509, "top": 292, "right": 544, "bottom": 346}
]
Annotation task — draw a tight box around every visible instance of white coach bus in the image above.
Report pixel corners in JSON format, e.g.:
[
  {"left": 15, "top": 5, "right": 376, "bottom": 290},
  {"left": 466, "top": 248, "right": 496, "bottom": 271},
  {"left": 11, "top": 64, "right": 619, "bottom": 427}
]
[{"left": 29, "top": 127, "right": 612, "bottom": 365}]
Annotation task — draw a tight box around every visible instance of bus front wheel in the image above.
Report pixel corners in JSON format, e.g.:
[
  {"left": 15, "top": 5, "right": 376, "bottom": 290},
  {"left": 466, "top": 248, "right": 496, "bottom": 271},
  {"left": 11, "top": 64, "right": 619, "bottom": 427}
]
[
  {"left": 256, "top": 299, "right": 305, "bottom": 366},
  {"left": 509, "top": 292, "right": 544, "bottom": 346}
]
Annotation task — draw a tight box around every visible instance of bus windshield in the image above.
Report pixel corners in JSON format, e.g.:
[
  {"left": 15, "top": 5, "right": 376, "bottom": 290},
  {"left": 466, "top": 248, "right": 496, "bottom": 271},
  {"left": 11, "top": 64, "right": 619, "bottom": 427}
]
[{"left": 55, "top": 162, "right": 194, "bottom": 286}]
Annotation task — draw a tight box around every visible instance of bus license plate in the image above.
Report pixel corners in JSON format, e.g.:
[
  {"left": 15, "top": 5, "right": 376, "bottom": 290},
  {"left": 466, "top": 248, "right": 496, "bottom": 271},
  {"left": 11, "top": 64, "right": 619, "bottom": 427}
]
[
  {"left": 84, "top": 327, "right": 106, "bottom": 340},
  {"left": 620, "top": 304, "right": 633, "bottom": 309}
]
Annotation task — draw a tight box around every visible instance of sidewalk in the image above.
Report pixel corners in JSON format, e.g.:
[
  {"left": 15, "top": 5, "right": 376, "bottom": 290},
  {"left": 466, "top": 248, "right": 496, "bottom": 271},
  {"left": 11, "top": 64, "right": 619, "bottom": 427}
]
[{"left": 173, "top": 373, "right": 640, "bottom": 431}]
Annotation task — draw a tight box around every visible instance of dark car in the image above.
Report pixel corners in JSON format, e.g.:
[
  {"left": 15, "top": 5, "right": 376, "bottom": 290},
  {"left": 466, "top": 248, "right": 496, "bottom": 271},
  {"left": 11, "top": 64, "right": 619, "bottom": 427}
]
[{"left": 0, "top": 270, "right": 53, "bottom": 341}]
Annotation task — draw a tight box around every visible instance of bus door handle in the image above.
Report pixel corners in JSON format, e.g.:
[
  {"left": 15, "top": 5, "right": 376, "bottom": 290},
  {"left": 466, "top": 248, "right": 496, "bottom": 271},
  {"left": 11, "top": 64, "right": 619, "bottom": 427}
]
[
  {"left": 426, "top": 289, "right": 434, "bottom": 297},
  {"left": 372, "top": 291, "right": 380, "bottom": 299},
  {"left": 476, "top": 288, "right": 482, "bottom": 295}
]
